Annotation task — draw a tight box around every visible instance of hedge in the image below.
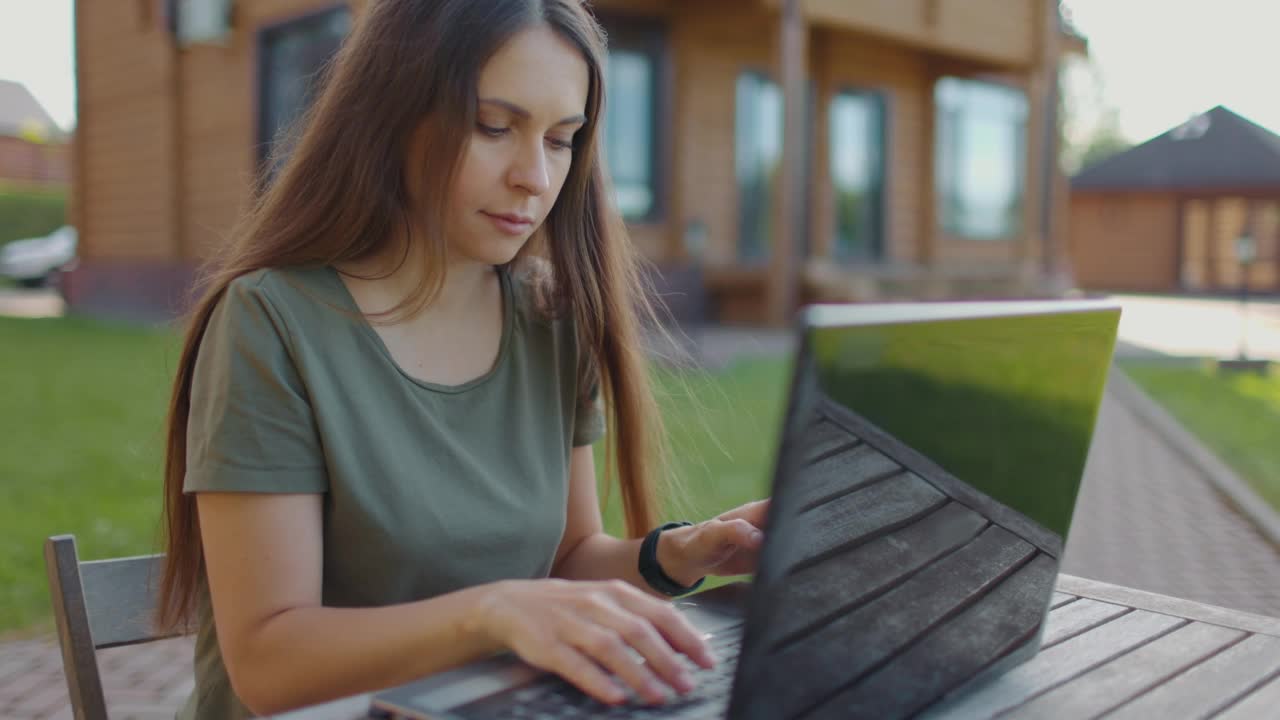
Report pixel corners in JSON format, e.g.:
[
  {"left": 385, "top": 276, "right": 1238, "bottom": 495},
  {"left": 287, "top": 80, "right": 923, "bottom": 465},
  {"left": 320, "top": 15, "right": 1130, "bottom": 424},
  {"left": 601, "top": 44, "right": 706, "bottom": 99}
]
[{"left": 0, "top": 186, "right": 68, "bottom": 246}]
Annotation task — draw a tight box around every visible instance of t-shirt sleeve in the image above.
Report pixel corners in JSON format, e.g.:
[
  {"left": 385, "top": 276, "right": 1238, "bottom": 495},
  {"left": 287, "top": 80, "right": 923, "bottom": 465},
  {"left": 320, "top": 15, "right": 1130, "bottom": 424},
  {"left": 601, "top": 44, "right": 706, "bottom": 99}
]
[
  {"left": 573, "top": 381, "right": 607, "bottom": 448},
  {"left": 184, "top": 275, "right": 328, "bottom": 494}
]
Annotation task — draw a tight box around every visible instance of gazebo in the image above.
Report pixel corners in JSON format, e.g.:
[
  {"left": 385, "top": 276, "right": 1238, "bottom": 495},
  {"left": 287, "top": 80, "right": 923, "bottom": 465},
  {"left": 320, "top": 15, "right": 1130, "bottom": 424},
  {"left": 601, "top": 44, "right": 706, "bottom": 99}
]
[{"left": 1069, "top": 106, "right": 1280, "bottom": 294}]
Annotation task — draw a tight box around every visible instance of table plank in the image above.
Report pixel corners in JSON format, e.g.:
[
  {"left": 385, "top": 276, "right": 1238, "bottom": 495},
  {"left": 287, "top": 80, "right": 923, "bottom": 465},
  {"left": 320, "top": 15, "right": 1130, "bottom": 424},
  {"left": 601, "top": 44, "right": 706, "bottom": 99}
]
[
  {"left": 1057, "top": 575, "right": 1280, "bottom": 637},
  {"left": 1001, "top": 621, "right": 1244, "bottom": 718},
  {"left": 795, "top": 443, "right": 903, "bottom": 512},
  {"left": 801, "top": 555, "right": 1057, "bottom": 719},
  {"left": 1106, "top": 633, "right": 1280, "bottom": 719},
  {"left": 748, "top": 527, "right": 1037, "bottom": 719},
  {"left": 1050, "top": 592, "right": 1076, "bottom": 609},
  {"left": 274, "top": 693, "right": 370, "bottom": 720},
  {"left": 921, "top": 609, "right": 1185, "bottom": 719},
  {"left": 1213, "top": 671, "right": 1280, "bottom": 719},
  {"left": 767, "top": 502, "right": 987, "bottom": 646},
  {"left": 795, "top": 471, "right": 946, "bottom": 566},
  {"left": 1040, "top": 598, "right": 1130, "bottom": 648},
  {"left": 801, "top": 418, "right": 861, "bottom": 464}
]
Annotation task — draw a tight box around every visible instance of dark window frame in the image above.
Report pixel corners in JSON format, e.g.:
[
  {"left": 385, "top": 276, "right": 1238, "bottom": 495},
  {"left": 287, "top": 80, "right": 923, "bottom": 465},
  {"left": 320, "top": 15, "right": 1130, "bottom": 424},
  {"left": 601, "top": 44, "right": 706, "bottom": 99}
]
[
  {"left": 595, "top": 13, "right": 669, "bottom": 225},
  {"left": 829, "top": 86, "right": 890, "bottom": 263},
  {"left": 253, "top": 4, "right": 351, "bottom": 177}
]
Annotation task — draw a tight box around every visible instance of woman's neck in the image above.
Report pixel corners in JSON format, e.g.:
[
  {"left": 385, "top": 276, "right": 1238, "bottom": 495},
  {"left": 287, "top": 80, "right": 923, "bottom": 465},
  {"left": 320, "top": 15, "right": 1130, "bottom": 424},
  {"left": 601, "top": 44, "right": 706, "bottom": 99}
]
[{"left": 337, "top": 241, "right": 496, "bottom": 323}]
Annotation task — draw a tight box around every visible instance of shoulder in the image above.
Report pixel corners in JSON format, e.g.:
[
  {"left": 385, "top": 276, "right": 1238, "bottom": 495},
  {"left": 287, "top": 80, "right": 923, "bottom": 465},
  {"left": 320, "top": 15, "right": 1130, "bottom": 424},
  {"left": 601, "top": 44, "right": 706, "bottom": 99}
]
[
  {"left": 505, "top": 259, "right": 555, "bottom": 322},
  {"left": 504, "top": 258, "right": 588, "bottom": 370},
  {"left": 225, "top": 265, "right": 332, "bottom": 311},
  {"left": 204, "top": 267, "right": 331, "bottom": 361},
  {"left": 215, "top": 265, "right": 337, "bottom": 339}
]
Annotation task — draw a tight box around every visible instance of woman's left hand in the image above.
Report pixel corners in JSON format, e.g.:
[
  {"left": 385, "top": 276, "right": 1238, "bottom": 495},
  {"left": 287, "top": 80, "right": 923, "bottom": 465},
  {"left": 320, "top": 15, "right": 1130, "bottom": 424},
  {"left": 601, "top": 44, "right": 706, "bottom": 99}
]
[{"left": 657, "top": 499, "right": 771, "bottom": 586}]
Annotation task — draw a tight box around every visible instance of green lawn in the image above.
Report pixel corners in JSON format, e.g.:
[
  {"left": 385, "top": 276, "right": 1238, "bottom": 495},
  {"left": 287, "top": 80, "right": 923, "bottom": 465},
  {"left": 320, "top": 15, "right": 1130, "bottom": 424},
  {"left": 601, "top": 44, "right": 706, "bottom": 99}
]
[
  {"left": 0, "top": 316, "right": 179, "bottom": 636},
  {"left": 600, "top": 358, "right": 790, "bottom": 529},
  {"left": 0, "top": 315, "right": 790, "bottom": 636},
  {"left": 1120, "top": 359, "right": 1280, "bottom": 512}
]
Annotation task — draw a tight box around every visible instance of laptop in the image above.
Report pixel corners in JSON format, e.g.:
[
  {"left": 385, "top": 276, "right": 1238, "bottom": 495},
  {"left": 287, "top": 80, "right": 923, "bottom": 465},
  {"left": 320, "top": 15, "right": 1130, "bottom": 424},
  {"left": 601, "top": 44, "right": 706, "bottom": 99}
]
[{"left": 370, "top": 298, "right": 1121, "bottom": 720}]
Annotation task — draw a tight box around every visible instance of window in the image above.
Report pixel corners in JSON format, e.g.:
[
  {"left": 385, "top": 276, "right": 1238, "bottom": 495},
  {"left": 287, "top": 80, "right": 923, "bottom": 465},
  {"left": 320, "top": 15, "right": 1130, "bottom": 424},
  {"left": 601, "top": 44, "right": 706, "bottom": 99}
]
[
  {"left": 257, "top": 7, "right": 352, "bottom": 174},
  {"left": 935, "top": 78, "right": 1028, "bottom": 240},
  {"left": 736, "top": 72, "right": 783, "bottom": 262},
  {"left": 601, "top": 25, "right": 663, "bottom": 222},
  {"left": 830, "top": 90, "right": 886, "bottom": 261}
]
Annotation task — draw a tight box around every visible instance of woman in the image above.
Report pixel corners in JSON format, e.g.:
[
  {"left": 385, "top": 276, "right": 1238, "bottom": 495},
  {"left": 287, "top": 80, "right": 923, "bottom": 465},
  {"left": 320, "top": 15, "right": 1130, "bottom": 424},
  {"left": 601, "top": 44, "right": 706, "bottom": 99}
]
[{"left": 155, "top": 1, "right": 770, "bottom": 717}]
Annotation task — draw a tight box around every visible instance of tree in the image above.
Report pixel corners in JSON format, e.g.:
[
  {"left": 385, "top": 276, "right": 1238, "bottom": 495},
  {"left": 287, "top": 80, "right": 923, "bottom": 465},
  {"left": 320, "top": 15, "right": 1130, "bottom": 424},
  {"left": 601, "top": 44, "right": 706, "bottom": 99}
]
[{"left": 1077, "top": 119, "right": 1132, "bottom": 171}]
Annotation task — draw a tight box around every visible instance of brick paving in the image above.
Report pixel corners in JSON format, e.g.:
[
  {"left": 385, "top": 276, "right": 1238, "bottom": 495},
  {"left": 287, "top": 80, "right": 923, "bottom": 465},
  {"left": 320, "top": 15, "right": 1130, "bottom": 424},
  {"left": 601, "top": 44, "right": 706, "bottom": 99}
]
[
  {"left": 1062, "top": 370, "right": 1280, "bottom": 617},
  {"left": 0, "top": 635, "right": 192, "bottom": 719}
]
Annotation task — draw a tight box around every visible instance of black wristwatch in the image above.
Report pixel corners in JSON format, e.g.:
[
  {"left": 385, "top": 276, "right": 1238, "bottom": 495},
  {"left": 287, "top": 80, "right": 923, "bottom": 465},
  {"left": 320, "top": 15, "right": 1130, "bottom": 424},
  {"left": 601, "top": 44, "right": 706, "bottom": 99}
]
[{"left": 638, "top": 521, "right": 706, "bottom": 597}]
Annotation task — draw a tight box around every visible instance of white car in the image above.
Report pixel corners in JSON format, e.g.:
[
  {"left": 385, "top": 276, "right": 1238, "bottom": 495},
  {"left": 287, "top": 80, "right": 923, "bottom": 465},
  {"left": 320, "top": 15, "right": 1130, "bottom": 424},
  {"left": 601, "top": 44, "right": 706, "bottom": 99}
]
[{"left": 0, "top": 226, "right": 78, "bottom": 288}]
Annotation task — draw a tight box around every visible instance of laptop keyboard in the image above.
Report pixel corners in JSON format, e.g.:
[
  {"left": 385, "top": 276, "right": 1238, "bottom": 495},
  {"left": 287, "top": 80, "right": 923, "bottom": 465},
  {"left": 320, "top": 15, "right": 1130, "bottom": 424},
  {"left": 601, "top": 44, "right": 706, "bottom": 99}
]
[{"left": 457, "top": 625, "right": 744, "bottom": 720}]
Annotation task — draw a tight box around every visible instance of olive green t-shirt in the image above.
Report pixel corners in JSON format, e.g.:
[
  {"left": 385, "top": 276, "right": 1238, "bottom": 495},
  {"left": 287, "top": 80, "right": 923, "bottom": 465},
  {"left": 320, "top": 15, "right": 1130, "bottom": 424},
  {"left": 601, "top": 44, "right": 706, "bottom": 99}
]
[{"left": 177, "top": 264, "right": 605, "bottom": 719}]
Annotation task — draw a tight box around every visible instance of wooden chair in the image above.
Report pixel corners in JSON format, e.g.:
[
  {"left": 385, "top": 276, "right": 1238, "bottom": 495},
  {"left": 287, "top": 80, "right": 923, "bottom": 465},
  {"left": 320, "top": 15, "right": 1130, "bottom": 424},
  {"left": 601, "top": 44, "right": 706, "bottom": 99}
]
[{"left": 43, "top": 534, "right": 183, "bottom": 719}]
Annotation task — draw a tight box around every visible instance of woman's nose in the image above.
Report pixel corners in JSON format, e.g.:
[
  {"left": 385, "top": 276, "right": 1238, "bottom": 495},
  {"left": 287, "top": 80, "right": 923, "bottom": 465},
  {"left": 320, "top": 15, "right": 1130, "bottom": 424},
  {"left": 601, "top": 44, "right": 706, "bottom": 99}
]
[{"left": 508, "top": 142, "right": 551, "bottom": 196}]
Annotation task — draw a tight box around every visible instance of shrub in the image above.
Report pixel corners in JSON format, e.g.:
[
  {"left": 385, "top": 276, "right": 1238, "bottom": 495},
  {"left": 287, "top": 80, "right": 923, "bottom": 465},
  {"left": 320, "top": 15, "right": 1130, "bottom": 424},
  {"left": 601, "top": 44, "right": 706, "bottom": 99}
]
[{"left": 0, "top": 185, "right": 68, "bottom": 245}]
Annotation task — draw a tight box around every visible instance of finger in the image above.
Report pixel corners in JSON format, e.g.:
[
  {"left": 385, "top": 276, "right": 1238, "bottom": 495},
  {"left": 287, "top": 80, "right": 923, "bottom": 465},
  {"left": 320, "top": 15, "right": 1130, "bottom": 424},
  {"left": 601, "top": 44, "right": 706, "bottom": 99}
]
[
  {"left": 586, "top": 601, "right": 696, "bottom": 696},
  {"left": 606, "top": 583, "right": 717, "bottom": 670},
  {"left": 569, "top": 624, "right": 670, "bottom": 705},
  {"left": 701, "top": 519, "right": 763, "bottom": 551},
  {"left": 717, "top": 498, "right": 771, "bottom": 525},
  {"left": 728, "top": 517, "right": 765, "bottom": 546},
  {"left": 536, "top": 643, "right": 628, "bottom": 706}
]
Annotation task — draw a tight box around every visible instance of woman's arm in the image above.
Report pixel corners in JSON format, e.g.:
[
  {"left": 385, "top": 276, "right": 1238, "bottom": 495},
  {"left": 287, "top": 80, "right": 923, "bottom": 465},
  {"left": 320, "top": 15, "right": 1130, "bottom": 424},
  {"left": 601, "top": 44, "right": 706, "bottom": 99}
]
[
  {"left": 197, "top": 492, "right": 500, "bottom": 715},
  {"left": 199, "top": 490, "right": 712, "bottom": 713},
  {"left": 549, "top": 447, "right": 699, "bottom": 590},
  {"left": 550, "top": 447, "right": 769, "bottom": 591}
]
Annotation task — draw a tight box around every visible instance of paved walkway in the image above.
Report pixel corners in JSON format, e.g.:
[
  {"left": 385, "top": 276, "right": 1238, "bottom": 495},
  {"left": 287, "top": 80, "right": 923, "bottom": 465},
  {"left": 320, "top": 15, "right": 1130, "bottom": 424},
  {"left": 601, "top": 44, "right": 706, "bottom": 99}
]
[
  {"left": 0, "top": 634, "right": 192, "bottom": 719},
  {"left": 0, "top": 287, "right": 64, "bottom": 320},
  {"left": 1111, "top": 293, "right": 1280, "bottom": 361},
  {"left": 1062, "top": 370, "right": 1280, "bottom": 617}
]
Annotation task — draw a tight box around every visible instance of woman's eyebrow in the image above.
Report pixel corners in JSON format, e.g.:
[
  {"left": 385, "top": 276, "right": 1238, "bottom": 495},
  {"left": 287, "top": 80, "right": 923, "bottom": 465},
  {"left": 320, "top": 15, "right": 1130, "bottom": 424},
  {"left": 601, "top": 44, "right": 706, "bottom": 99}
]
[{"left": 478, "top": 98, "right": 586, "bottom": 126}]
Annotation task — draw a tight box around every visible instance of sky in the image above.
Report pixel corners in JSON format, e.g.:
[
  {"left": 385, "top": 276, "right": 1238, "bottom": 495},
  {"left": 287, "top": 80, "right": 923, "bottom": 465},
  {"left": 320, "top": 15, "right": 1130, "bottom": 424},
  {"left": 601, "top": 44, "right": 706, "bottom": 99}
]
[
  {"left": 0, "top": 0, "right": 74, "bottom": 129},
  {"left": 1061, "top": 0, "right": 1280, "bottom": 144},
  {"left": 1, "top": 0, "right": 1279, "bottom": 145}
]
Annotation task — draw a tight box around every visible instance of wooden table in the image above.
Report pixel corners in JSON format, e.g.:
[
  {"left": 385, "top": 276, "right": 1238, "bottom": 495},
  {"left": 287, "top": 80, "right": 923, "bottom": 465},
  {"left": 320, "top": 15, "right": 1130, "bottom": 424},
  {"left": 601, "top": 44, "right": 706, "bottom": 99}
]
[
  {"left": 280, "top": 574, "right": 1280, "bottom": 719},
  {"left": 924, "top": 574, "right": 1280, "bottom": 718}
]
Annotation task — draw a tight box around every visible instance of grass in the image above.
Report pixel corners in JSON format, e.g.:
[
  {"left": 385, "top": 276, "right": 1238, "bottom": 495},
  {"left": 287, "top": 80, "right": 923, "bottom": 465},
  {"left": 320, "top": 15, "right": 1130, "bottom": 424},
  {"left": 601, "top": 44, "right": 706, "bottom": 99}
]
[
  {"left": 0, "top": 316, "right": 179, "bottom": 636},
  {"left": 0, "top": 314, "right": 791, "bottom": 636},
  {"left": 1120, "top": 359, "right": 1280, "bottom": 512},
  {"left": 599, "top": 358, "right": 792, "bottom": 592}
]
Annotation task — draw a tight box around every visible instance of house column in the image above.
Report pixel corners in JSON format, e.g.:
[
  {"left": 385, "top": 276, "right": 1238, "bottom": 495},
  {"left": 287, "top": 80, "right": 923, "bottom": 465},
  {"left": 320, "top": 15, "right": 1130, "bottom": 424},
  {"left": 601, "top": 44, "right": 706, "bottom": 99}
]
[{"left": 767, "top": 0, "right": 808, "bottom": 325}]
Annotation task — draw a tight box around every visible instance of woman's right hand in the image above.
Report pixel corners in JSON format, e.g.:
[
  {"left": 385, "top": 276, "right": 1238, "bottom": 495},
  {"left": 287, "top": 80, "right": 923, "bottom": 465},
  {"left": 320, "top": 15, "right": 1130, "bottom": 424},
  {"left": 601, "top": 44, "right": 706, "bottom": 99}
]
[{"left": 471, "top": 579, "right": 718, "bottom": 706}]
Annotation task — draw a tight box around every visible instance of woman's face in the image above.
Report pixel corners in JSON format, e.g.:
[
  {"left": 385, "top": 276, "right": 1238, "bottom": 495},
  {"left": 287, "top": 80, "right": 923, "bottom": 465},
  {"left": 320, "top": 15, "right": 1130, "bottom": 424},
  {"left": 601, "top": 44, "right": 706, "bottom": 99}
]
[{"left": 445, "top": 24, "right": 590, "bottom": 266}]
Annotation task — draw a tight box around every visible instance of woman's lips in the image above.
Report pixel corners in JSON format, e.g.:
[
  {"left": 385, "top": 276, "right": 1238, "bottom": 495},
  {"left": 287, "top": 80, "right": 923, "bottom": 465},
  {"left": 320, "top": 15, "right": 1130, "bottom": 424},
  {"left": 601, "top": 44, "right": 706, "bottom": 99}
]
[{"left": 482, "top": 211, "right": 534, "bottom": 236}]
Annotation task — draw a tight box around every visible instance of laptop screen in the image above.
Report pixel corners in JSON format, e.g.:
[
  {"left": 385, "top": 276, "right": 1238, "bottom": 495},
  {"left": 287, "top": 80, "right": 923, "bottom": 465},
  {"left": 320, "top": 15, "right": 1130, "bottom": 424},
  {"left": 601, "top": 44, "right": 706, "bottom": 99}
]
[{"left": 730, "top": 302, "right": 1119, "bottom": 720}]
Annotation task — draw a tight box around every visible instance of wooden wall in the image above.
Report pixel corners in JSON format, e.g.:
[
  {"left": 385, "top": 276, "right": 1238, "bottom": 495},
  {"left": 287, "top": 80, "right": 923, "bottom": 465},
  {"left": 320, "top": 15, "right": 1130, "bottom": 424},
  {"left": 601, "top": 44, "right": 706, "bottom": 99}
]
[
  {"left": 75, "top": 3, "right": 179, "bottom": 261},
  {"left": 768, "top": 0, "right": 1038, "bottom": 68},
  {"left": 0, "top": 137, "right": 70, "bottom": 186},
  {"left": 811, "top": 30, "right": 931, "bottom": 266},
  {"left": 1070, "top": 193, "right": 1280, "bottom": 293},
  {"left": 73, "top": 0, "right": 1066, "bottom": 319},
  {"left": 1068, "top": 193, "right": 1179, "bottom": 291}
]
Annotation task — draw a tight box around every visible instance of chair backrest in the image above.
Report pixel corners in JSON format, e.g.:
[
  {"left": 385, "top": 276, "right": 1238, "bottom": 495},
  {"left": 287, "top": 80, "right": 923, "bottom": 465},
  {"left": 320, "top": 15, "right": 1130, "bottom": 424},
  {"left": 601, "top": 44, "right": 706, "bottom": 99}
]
[{"left": 44, "top": 534, "right": 179, "bottom": 720}]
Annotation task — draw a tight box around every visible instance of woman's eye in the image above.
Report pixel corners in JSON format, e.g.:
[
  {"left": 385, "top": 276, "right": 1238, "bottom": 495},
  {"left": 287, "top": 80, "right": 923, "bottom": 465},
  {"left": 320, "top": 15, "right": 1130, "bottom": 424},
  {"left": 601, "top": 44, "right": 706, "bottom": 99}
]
[
  {"left": 477, "top": 123, "right": 508, "bottom": 137},
  {"left": 547, "top": 137, "right": 574, "bottom": 151}
]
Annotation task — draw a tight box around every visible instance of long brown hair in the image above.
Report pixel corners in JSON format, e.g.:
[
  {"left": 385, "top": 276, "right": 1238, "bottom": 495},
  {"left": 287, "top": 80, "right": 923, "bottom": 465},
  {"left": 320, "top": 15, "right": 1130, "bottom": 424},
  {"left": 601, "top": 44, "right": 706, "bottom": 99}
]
[{"left": 157, "top": 0, "right": 670, "bottom": 633}]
